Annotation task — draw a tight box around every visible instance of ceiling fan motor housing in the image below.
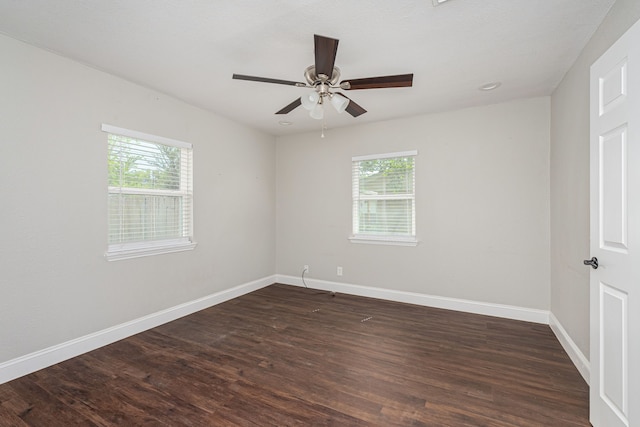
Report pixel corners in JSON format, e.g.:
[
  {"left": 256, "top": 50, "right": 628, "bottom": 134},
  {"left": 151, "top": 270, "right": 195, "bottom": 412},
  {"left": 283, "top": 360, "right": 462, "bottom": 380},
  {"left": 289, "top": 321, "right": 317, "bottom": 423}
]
[{"left": 304, "top": 65, "right": 341, "bottom": 87}]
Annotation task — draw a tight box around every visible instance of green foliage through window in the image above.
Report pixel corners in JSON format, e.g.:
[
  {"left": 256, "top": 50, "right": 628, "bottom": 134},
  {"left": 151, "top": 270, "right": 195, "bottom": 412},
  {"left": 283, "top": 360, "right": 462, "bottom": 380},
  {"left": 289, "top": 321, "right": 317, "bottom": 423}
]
[
  {"left": 108, "top": 135, "right": 181, "bottom": 190},
  {"left": 352, "top": 153, "right": 416, "bottom": 238},
  {"left": 107, "top": 133, "right": 192, "bottom": 245}
]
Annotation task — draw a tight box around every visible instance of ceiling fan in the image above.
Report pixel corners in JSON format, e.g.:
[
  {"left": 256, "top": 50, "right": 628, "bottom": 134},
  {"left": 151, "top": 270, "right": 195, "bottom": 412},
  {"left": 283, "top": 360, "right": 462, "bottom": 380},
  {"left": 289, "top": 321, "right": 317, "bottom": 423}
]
[{"left": 232, "top": 34, "right": 413, "bottom": 120}]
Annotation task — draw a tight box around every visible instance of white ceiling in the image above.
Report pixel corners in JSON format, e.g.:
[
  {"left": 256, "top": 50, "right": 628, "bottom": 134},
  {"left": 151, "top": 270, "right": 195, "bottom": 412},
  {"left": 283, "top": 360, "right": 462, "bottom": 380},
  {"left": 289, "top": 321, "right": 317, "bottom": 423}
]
[{"left": 0, "top": 0, "right": 615, "bottom": 136}]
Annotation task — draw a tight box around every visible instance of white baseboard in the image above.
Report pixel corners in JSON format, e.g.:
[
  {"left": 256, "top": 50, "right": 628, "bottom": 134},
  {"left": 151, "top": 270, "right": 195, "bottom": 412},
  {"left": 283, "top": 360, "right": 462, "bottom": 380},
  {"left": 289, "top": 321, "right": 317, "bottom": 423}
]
[
  {"left": 277, "top": 276, "right": 596, "bottom": 380},
  {"left": 276, "top": 274, "right": 549, "bottom": 324},
  {"left": 0, "top": 275, "right": 275, "bottom": 385},
  {"left": 549, "top": 312, "right": 590, "bottom": 384},
  {"left": 2, "top": 274, "right": 590, "bottom": 387}
]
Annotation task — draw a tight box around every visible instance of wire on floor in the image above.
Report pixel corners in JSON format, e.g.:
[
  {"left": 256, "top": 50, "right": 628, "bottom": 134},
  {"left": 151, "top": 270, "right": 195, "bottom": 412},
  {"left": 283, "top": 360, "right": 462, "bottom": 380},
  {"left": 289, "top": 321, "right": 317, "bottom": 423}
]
[{"left": 301, "top": 267, "right": 336, "bottom": 297}]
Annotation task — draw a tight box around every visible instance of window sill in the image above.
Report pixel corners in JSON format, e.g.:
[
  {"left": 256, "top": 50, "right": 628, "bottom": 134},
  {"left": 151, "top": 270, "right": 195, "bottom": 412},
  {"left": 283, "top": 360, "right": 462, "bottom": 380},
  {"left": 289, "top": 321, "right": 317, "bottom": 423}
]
[
  {"left": 348, "top": 235, "right": 418, "bottom": 247},
  {"left": 105, "top": 239, "right": 197, "bottom": 261}
]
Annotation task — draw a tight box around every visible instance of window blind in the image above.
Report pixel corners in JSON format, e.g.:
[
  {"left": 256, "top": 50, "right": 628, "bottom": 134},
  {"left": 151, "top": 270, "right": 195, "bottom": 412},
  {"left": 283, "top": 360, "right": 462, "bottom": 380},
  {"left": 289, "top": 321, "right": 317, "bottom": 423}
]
[
  {"left": 104, "top": 125, "right": 194, "bottom": 258},
  {"left": 352, "top": 151, "right": 416, "bottom": 241}
]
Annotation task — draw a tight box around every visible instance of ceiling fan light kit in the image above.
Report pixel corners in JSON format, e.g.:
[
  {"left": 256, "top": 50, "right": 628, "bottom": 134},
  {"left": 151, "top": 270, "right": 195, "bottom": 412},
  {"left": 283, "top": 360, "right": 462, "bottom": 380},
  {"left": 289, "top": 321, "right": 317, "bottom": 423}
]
[
  {"left": 310, "top": 103, "right": 324, "bottom": 120},
  {"left": 301, "top": 90, "right": 320, "bottom": 111},
  {"left": 232, "top": 34, "right": 414, "bottom": 124},
  {"left": 330, "top": 93, "right": 349, "bottom": 114}
]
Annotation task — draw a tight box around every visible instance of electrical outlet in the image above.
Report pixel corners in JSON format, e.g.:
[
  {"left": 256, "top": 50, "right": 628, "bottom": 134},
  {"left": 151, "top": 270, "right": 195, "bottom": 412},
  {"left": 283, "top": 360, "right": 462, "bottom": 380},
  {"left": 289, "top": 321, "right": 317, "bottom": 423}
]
[
  {"left": 303, "top": 265, "right": 309, "bottom": 274},
  {"left": 337, "top": 266, "right": 343, "bottom": 276}
]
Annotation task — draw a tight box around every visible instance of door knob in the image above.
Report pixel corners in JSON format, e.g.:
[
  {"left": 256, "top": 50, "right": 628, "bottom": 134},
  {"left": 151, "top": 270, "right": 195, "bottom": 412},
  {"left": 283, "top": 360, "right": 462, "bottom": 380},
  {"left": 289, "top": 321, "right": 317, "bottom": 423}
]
[{"left": 583, "top": 257, "right": 598, "bottom": 269}]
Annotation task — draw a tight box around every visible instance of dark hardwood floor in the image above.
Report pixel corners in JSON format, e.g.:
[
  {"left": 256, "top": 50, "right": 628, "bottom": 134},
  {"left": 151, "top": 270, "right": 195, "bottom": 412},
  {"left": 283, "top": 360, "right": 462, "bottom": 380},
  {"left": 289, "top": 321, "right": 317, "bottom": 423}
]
[{"left": 0, "top": 284, "right": 589, "bottom": 426}]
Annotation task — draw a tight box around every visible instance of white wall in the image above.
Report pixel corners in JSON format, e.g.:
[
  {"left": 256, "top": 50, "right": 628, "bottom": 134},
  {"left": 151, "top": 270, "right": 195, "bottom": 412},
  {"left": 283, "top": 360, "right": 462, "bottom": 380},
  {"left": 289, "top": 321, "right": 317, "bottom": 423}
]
[
  {"left": 550, "top": 0, "right": 640, "bottom": 361},
  {"left": 0, "top": 34, "right": 276, "bottom": 364},
  {"left": 277, "top": 97, "right": 550, "bottom": 310}
]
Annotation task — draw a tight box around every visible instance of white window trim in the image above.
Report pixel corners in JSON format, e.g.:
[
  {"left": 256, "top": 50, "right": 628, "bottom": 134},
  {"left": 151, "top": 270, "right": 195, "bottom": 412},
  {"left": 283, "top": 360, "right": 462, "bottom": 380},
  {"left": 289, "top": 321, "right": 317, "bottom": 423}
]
[
  {"left": 348, "top": 235, "right": 418, "bottom": 246},
  {"left": 103, "top": 124, "right": 197, "bottom": 261},
  {"left": 102, "top": 124, "right": 192, "bottom": 149},
  {"left": 352, "top": 150, "right": 418, "bottom": 162},
  {"left": 106, "top": 239, "right": 197, "bottom": 261},
  {"left": 350, "top": 150, "right": 418, "bottom": 246}
]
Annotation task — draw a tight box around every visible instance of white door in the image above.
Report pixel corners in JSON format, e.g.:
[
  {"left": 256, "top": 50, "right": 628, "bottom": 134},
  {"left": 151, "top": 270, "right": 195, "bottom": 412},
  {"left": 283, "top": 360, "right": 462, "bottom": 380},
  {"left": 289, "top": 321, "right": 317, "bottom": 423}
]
[{"left": 589, "top": 17, "right": 640, "bottom": 427}]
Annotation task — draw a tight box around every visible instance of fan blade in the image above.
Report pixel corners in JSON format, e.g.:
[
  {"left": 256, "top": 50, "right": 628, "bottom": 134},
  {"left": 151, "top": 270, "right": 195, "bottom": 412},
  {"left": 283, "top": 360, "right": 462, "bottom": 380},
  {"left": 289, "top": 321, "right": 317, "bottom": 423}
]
[
  {"left": 341, "top": 95, "right": 367, "bottom": 117},
  {"left": 233, "top": 74, "right": 305, "bottom": 87},
  {"left": 314, "top": 35, "right": 339, "bottom": 79},
  {"left": 276, "top": 98, "right": 302, "bottom": 114},
  {"left": 341, "top": 73, "right": 413, "bottom": 90}
]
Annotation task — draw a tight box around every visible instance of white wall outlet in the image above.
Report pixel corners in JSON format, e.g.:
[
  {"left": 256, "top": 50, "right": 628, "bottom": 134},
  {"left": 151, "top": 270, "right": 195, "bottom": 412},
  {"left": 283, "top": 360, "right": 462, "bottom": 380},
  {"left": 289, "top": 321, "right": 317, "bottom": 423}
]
[
  {"left": 337, "top": 266, "right": 343, "bottom": 276},
  {"left": 303, "top": 265, "right": 309, "bottom": 274}
]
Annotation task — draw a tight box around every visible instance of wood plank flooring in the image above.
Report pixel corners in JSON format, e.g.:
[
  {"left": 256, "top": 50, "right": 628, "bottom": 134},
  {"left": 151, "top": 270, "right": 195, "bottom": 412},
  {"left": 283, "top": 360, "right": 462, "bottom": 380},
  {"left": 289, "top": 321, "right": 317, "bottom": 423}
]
[{"left": 0, "top": 284, "right": 589, "bottom": 426}]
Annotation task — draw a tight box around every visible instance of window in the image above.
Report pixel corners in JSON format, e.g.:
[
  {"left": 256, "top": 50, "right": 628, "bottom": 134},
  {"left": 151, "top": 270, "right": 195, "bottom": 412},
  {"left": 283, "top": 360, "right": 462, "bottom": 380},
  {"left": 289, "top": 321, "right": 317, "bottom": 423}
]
[
  {"left": 103, "top": 124, "right": 196, "bottom": 260},
  {"left": 350, "top": 150, "right": 417, "bottom": 246}
]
